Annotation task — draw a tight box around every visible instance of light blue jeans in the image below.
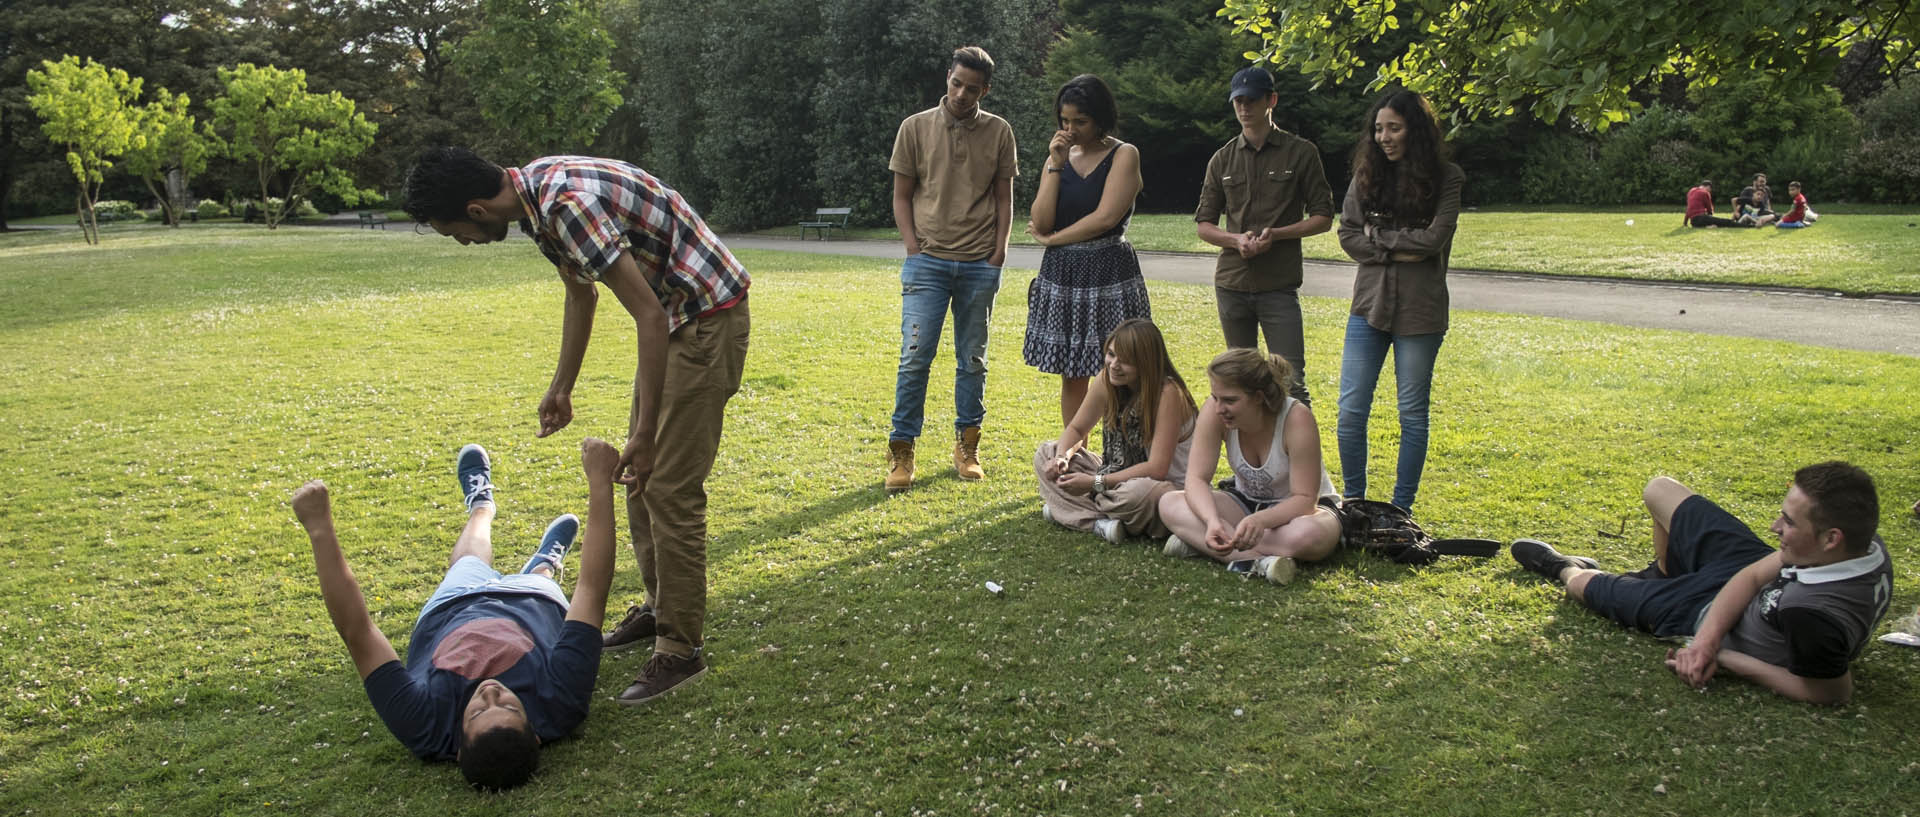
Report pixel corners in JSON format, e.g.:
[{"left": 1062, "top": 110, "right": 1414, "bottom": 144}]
[
  {"left": 891, "top": 253, "right": 1002, "bottom": 441},
  {"left": 1336, "top": 314, "right": 1445, "bottom": 509}
]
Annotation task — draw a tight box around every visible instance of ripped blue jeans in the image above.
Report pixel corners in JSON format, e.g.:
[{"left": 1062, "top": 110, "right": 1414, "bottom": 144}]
[{"left": 890, "top": 253, "right": 1002, "bottom": 441}]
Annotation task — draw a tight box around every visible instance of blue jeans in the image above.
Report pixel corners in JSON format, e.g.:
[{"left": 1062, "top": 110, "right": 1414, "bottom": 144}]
[
  {"left": 891, "top": 253, "right": 1002, "bottom": 441},
  {"left": 1336, "top": 314, "right": 1444, "bottom": 509}
]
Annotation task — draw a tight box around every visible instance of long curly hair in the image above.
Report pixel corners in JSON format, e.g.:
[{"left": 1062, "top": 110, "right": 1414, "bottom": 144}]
[{"left": 1349, "top": 90, "right": 1447, "bottom": 225}]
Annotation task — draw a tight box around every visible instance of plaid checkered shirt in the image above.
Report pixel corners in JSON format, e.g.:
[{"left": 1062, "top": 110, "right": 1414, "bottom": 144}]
[{"left": 509, "top": 157, "right": 749, "bottom": 331}]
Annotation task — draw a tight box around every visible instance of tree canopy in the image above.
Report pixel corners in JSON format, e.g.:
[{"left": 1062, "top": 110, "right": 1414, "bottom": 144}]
[
  {"left": 124, "top": 87, "right": 211, "bottom": 227},
  {"left": 1219, "top": 0, "right": 1920, "bottom": 129},
  {"left": 451, "top": 0, "right": 624, "bottom": 154},
  {"left": 24, "top": 55, "right": 145, "bottom": 243},
  {"left": 206, "top": 63, "right": 377, "bottom": 228}
]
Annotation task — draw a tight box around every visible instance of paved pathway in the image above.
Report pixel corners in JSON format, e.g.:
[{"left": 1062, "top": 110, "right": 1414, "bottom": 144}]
[{"left": 723, "top": 236, "right": 1920, "bottom": 358}]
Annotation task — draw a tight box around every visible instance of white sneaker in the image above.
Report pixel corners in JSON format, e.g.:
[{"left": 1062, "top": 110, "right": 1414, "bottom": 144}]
[
  {"left": 1256, "top": 555, "right": 1297, "bottom": 585},
  {"left": 1163, "top": 534, "right": 1196, "bottom": 558},
  {"left": 1041, "top": 504, "right": 1056, "bottom": 526},
  {"left": 1092, "top": 518, "right": 1124, "bottom": 544}
]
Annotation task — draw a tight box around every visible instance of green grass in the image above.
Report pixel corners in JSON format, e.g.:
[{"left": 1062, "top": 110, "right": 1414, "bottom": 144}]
[
  {"left": 3, "top": 227, "right": 1918, "bottom": 816},
  {"left": 755, "top": 206, "right": 1920, "bottom": 295}
]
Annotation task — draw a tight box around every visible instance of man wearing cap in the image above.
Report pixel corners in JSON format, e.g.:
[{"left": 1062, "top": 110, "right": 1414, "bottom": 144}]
[
  {"left": 1195, "top": 66, "right": 1335, "bottom": 405},
  {"left": 883, "top": 45, "right": 1020, "bottom": 492}
]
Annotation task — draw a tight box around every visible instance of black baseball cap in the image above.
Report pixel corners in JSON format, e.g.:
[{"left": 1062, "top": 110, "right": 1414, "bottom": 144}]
[{"left": 1229, "top": 66, "right": 1275, "bottom": 102}]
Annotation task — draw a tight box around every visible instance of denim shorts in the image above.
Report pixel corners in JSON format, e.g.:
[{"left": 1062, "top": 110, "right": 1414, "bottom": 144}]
[
  {"left": 418, "top": 556, "right": 568, "bottom": 620},
  {"left": 1581, "top": 495, "right": 1775, "bottom": 637}
]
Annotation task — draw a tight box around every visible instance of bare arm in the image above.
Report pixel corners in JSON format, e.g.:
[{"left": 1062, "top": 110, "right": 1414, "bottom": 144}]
[
  {"left": 1181, "top": 401, "right": 1227, "bottom": 527},
  {"left": 892, "top": 173, "right": 921, "bottom": 256},
  {"left": 1027, "top": 131, "right": 1069, "bottom": 235},
  {"left": 598, "top": 251, "right": 671, "bottom": 497},
  {"left": 1714, "top": 650, "right": 1853, "bottom": 704},
  {"left": 292, "top": 481, "right": 399, "bottom": 680},
  {"left": 1044, "top": 376, "right": 1106, "bottom": 479},
  {"left": 1102, "top": 381, "right": 1192, "bottom": 483},
  {"left": 989, "top": 176, "right": 1013, "bottom": 267},
  {"left": 539, "top": 275, "right": 599, "bottom": 437},
  {"left": 1038, "top": 144, "right": 1143, "bottom": 246},
  {"left": 564, "top": 439, "right": 622, "bottom": 629},
  {"left": 1666, "top": 552, "right": 1777, "bottom": 685}
]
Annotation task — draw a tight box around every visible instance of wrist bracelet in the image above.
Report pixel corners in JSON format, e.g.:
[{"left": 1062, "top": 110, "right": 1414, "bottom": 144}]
[{"left": 1092, "top": 473, "right": 1105, "bottom": 494}]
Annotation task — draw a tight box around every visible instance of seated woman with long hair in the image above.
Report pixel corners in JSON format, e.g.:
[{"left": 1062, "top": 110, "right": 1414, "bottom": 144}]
[
  {"left": 1157, "top": 349, "right": 1340, "bottom": 584},
  {"left": 1035, "top": 318, "right": 1197, "bottom": 543}
]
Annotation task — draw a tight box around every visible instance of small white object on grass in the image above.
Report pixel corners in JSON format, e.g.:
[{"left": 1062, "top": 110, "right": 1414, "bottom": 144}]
[
  {"left": 1625, "top": 218, "right": 1635, "bottom": 226},
  {"left": 984, "top": 581, "right": 1003, "bottom": 595}
]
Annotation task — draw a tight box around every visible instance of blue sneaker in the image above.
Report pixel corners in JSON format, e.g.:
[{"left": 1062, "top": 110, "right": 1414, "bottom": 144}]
[
  {"left": 521, "top": 514, "right": 579, "bottom": 576},
  {"left": 456, "top": 444, "right": 495, "bottom": 510}
]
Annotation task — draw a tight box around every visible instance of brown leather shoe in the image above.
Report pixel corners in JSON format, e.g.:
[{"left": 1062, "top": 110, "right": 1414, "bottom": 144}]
[
  {"left": 602, "top": 603, "right": 655, "bottom": 651},
  {"left": 885, "top": 439, "right": 915, "bottom": 493},
  {"left": 954, "top": 426, "right": 983, "bottom": 481},
  {"left": 616, "top": 650, "right": 708, "bottom": 705}
]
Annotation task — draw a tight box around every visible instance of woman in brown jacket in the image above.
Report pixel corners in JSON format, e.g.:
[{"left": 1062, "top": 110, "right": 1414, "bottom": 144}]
[{"left": 1334, "top": 90, "right": 1464, "bottom": 511}]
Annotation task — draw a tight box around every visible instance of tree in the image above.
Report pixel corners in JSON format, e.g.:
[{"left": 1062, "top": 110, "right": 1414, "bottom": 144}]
[
  {"left": 206, "top": 63, "right": 378, "bottom": 229},
  {"left": 24, "top": 56, "right": 144, "bottom": 244},
  {"left": 450, "top": 0, "right": 624, "bottom": 154},
  {"left": 1219, "top": 0, "right": 1920, "bottom": 129},
  {"left": 123, "top": 87, "right": 210, "bottom": 226}
]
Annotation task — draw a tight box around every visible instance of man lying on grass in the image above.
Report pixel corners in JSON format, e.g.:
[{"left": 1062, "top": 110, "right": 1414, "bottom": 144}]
[
  {"left": 291, "top": 440, "right": 621, "bottom": 789},
  {"left": 1512, "top": 462, "right": 1893, "bottom": 704}
]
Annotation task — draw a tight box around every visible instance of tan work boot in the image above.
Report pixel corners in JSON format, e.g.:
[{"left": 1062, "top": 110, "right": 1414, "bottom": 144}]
[
  {"left": 954, "top": 426, "right": 984, "bottom": 481},
  {"left": 885, "top": 439, "right": 915, "bottom": 493}
]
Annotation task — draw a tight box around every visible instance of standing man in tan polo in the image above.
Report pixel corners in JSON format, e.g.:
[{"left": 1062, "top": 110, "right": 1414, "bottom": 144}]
[
  {"left": 884, "top": 45, "right": 1020, "bottom": 492},
  {"left": 402, "top": 147, "right": 749, "bottom": 705},
  {"left": 1195, "top": 66, "right": 1334, "bottom": 405}
]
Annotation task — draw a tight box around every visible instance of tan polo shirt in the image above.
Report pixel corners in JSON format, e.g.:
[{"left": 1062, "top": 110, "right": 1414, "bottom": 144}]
[
  {"left": 889, "top": 104, "right": 1019, "bottom": 261},
  {"left": 1193, "top": 128, "right": 1335, "bottom": 291}
]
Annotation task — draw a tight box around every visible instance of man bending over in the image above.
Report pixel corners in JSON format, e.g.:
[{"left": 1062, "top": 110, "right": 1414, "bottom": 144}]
[
  {"left": 1511, "top": 462, "right": 1893, "bottom": 704},
  {"left": 291, "top": 440, "right": 620, "bottom": 789}
]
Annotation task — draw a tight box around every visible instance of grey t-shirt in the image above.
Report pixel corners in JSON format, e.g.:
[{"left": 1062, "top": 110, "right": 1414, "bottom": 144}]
[{"left": 1720, "top": 539, "right": 1894, "bottom": 679}]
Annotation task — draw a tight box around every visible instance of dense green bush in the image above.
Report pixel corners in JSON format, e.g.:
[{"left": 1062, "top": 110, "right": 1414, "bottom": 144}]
[
  {"left": 92, "top": 200, "right": 143, "bottom": 221},
  {"left": 196, "top": 200, "right": 230, "bottom": 219}
]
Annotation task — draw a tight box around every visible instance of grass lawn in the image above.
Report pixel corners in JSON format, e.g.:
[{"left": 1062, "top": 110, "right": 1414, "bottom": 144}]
[
  {"left": 754, "top": 206, "right": 1920, "bottom": 296},
  {"left": 2, "top": 227, "right": 1918, "bottom": 816}
]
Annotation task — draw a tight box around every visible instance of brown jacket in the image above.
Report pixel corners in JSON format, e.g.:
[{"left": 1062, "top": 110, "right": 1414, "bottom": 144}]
[{"left": 1336, "top": 162, "right": 1465, "bottom": 335}]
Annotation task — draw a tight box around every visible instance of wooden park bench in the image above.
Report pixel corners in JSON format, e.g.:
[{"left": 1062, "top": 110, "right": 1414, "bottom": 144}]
[
  {"left": 797, "top": 206, "right": 851, "bottom": 240},
  {"left": 358, "top": 211, "right": 389, "bottom": 230}
]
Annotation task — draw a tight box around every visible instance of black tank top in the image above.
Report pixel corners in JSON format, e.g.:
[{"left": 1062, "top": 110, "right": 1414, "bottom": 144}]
[{"left": 1053, "top": 143, "right": 1132, "bottom": 240}]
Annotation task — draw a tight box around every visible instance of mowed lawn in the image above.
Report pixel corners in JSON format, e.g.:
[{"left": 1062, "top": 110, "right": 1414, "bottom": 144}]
[
  {"left": 758, "top": 207, "right": 1920, "bottom": 295},
  {"left": 2, "top": 226, "right": 1917, "bottom": 816}
]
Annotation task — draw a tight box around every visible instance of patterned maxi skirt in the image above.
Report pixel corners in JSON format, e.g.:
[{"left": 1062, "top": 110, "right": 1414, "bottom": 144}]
[{"left": 1022, "top": 234, "right": 1152, "bottom": 377}]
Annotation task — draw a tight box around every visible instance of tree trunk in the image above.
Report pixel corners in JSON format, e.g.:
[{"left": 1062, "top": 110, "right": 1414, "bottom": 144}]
[
  {"left": 76, "top": 188, "right": 98, "bottom": 245},
  {"left": 141, "top": 175, "right": 177, "bottom": 228}
]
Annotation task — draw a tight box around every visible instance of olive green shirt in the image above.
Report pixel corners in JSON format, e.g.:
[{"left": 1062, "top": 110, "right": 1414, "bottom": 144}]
[
  {"left": 1335, "top": 163, "right": 1465, "bottom": 336},
  {"left": 889, "top": 105, "right": 1019, "bottom": 262},
  {"left": 1193, "top": 128, "right": 1335, "bottom": 291}
]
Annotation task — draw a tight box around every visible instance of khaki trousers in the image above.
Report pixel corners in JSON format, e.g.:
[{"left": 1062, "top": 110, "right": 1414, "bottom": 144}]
[
  {"left": 1032, "top": 440, "right": 1179, "bottom": 538},
  {"left": 628, "top": 296, "right": 749, "bottom": 657}
]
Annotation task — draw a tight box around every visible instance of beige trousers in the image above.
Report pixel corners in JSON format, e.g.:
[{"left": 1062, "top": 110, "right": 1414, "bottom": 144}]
[
  {"left": 628, "top": 296, "right": 750, "bottom": 657},
  {"left": 1032, "top": 440, "right": 1178, "bottom": 539}
]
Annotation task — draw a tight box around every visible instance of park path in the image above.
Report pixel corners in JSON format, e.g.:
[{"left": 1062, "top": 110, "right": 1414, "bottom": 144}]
[{"left": 723, "top": 235, "right": 1920, "bottom": 358}]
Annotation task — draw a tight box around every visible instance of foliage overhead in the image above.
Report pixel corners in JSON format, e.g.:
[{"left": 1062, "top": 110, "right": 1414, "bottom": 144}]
[
  {"left": 24, "top": 55, "right": 146, "bottom": 244},
  {"left": 451, "top": 0, "right": 625, "bottom": 154},
  {"left": 1218, "top": 0, "right": 1920, "bottom": 129},
  {"left": 206, "top": 63, "right": 378, "bottom": 228}
]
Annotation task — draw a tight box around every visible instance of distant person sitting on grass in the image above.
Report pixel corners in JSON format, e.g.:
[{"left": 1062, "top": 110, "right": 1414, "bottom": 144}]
[
  {"left": 1511, "top": 462, "right": 1894, "bottom": 704},
  {"left": 291, "top": 440, "right": 622, "bottom": 789},
  {"left": 1684, "top": 179, "right": 1750, "bottom": 229},
  {"left": 1776, "top": 181, "right": 1818, "bottom": 228},
  {"left": 1157, "top": 348, "right": 1341, "bottom": 585},
  {"left": 1732, "top": 173, "right": 1777, "bottom": 227}
]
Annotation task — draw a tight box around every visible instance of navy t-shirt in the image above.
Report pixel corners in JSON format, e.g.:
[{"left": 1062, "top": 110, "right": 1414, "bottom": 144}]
[{"left": 363, "top": 592, "right": 601, "bottom": 760}]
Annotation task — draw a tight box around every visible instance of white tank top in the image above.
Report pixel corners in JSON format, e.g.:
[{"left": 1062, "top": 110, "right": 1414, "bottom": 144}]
[{"left": 1225, "top": 396, "right": 1335, "bottom": 501}]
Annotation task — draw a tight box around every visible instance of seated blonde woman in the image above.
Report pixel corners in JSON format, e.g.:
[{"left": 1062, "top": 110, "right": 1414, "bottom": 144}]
[
  {"left": 1035, "top": 319, "right": 1197, "bottom": 543},
  {"left": 1157, "top": 349, "right": 1341, "bottom": 584}
]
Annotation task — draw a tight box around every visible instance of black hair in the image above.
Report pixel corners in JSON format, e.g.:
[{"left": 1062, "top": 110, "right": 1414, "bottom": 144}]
[
  {"left": 1056, "top": 74, "right": 1119, "bottom": 136},
  {"left": 402, "top": 146, "right": 505, "bottom": 224},
  {"left": 1349, "top": 89, "right": 1447, "bottom": 222},
  {"left": 458, "top": 724, "right": 540, "bottom": 791},
  {"left": 951, "top": 45, "right": 995, "bottom": 83},
  {"left": 1793, "top": 461, "right": 1878, "bottom": 556}
]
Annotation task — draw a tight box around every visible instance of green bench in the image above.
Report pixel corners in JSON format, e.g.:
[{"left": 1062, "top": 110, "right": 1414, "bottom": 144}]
[
  {"left": 358, "top": 211, "right": 389, "bottom": 230},
  {"left": 798, "top": 206, "right": 851, "bottom": 240}
]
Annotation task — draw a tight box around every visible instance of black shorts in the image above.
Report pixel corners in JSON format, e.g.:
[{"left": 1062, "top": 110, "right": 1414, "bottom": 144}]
[{"left": 1581, "top": 495, "right": 1775, "bottom": 637}]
